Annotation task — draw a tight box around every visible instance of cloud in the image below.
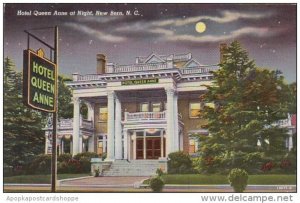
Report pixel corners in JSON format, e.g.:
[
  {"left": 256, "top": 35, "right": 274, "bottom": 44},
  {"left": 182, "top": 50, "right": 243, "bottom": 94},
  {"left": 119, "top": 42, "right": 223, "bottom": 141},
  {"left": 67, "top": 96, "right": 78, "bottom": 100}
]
[
  {"left": 63, "top": 10, "right": 280, "bottom": 44},
  {"left": 158, "top": 26, "right": 282, "bottom": 43},
  {"left": 152, "top": 10, "right": 273, "bottom": 27},
  {"left": 75, "top": 16, "right": 124, "bottom": 23},
  {"left": 64, "top": 22, "right": 126, "bottom": 42}
]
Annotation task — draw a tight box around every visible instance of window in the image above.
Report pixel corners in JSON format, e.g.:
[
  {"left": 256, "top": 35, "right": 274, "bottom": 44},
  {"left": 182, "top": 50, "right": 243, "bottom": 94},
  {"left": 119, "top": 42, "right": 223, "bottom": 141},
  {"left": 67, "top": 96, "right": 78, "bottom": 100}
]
[
  {"left": 97, "top": 141, "right": 103, "bottom": 156},
  {"left": 140, "top": 103, "right": 149, "bottom": 112},
  {"left": 189, "top": 139, "right": 196, "bottom": 154},
  {"left": 99, "top": 107, "right": 108, "bottom": 121},
  {"left": 152, "top": 102, "right": 161, "bottom": 112},
  {"left": 189, "top": 102, "right": 201, "bottom": 118},
  {"left": 205, "top": 102, "right": 215, "bottom": 109}
]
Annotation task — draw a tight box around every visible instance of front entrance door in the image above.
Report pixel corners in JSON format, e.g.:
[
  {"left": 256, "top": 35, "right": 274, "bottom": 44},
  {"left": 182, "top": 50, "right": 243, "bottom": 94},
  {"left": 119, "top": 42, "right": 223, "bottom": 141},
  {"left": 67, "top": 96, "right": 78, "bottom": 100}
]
[{"left": 146, "top": 138, "right": 161, "bottom": 159}]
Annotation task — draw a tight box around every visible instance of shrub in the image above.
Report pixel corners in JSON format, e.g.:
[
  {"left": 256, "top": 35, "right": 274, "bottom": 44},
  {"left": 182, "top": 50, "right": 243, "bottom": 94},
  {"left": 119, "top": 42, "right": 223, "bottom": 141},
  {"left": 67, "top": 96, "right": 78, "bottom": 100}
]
[
  {"left": 149, "top": 177, "right": 165, "bottom": 192},
  {"left": 228, "top": 168, "right": 248, "bottom": 192},
  {"left": 156, "top": 168, "right": 164, "bottom": 177},
  {"left": 101, "top": 152, "right": 107, "bottom": 161},
  {"left": 4, "top": 163, "right": 14, "bottom": 177},
  {"left": 73, "top": 152, "right": 99, "bottom": 161},
  {"left": 57, "top": 153, "right": 72, "bottom": 163},
  {"left": 168, "top": 151, "right": 194, "bottom": 174},
  {"left": 94, "top": 168, "right": 100, "bottom": 177},
  {"left": 26, "top": 154, "right": 52, "bottom": 175}
]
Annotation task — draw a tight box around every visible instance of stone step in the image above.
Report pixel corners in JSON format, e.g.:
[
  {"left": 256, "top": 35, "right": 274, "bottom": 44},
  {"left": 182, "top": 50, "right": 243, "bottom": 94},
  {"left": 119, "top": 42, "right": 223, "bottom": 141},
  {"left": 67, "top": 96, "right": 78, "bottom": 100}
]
[{"left": 102, "top": 160, "right": 161, "bottom": 176}]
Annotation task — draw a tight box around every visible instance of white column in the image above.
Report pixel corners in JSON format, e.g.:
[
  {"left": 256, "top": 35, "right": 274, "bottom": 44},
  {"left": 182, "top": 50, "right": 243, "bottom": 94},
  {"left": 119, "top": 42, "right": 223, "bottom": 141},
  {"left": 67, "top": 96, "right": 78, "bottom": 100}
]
[
  {"left": 79, "top": 136, "right": 83, "bottom": 153},
  {"left": 103, "top": 135, "right": 107, "bottom": 153},
  {"left": 86, "top": 102, "right": 95, "bottom": 152},
  {"left": 72, "top": 97, "right": 80, "bottom": 155},
  {"left": 70, "top": 141, "right": 73, "bottom": 154},
  {"left": 288, "top": 130, "right": 293, "bottom": 151},
  {"left": 173, "top": 93, "right": 179, "bottom": 151},
  {"left": 45, "top": 134, "right": 48, "bottom": 154},
  {"left": 128, "top": 132, "right": 131, "bottom": 160},
  {"left": 180, "top": 129, "right": 184, "bottom": 151},
  {"left": 166, "top": 88, "right": 175, "bottom": 155},
  {"left": 107, "top": 91, "right": 115, "bottom": 160},
  {"left": 123, "top": 129, "right": 128, "bottom": 160},
  {"left": 88, "top": 137, "right": 94, "bottom": 153},
  {"left": 115, "top": 96, "right": 122, "bottom": 159}
]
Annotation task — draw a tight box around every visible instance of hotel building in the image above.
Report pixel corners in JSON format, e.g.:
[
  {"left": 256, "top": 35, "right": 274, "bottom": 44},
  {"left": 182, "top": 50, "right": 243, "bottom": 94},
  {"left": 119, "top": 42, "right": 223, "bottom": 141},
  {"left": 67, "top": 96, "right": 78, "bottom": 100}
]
[{"left": 43, "top": 45, "right": 295, "bottom": 175}]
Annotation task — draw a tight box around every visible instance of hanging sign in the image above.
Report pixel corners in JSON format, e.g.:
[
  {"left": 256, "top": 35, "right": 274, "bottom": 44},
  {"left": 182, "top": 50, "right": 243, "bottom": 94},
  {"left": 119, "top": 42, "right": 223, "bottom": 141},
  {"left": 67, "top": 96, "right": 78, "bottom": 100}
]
[{"left": 23, "top": 49, "right": 57, "bottom": 112}]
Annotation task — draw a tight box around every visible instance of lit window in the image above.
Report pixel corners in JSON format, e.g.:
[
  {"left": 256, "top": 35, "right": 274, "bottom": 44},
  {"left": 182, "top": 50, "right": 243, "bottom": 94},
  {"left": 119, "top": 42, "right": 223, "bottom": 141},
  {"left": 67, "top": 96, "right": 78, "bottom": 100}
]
[
  {"left": 190, "top": 102, "right": 201, "bottom": 118},
  {"left": 140, "top": 103, "right": 149, "bottom": 112},
  {"left": 99, "top": 107, "right": 108, "bottom": 121},
  {"left": 97, "top": 141, "right": 103, "bottom": 156},
  {"left": 205, "top": 103, "right": 215, "bottom": 108},
  {"left": 189, "top": 139, "right": 196, "bottom": 154},
  {"left": 152, "top": 102, "right": 161, "bottom": 112}
]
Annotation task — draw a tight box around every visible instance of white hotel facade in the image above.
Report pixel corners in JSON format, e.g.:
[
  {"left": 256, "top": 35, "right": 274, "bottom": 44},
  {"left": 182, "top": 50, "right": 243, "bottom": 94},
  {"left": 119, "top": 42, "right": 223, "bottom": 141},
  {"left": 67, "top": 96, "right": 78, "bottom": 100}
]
[
  {"left": 43, "top": 46, "right": 295, "bottom": 175},
  {"left": 44, "top": 49, "right": 220, "bottom": 158}
]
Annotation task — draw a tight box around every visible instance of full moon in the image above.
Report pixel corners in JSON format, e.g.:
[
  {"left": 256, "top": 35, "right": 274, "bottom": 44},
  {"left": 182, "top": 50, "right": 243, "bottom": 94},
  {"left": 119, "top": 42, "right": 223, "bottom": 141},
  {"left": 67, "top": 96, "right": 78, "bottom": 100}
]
[{"left": 195, "top": 22, "right": 206, "bottom": 33}]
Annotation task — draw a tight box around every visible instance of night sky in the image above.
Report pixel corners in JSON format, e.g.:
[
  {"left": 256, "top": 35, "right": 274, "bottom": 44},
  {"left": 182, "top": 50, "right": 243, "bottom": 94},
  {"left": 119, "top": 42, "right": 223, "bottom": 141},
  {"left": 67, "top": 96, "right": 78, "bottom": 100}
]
[{"left": 4, "top": 3, "right": 296, "bottom": 82}]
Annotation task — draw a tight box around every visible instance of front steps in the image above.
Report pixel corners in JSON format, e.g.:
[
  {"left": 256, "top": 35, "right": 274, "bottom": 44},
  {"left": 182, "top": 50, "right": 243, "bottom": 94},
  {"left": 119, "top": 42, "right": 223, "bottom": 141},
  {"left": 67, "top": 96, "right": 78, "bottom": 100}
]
[{"left": 102, "top": 160, "right": 161, "bottom": 176}]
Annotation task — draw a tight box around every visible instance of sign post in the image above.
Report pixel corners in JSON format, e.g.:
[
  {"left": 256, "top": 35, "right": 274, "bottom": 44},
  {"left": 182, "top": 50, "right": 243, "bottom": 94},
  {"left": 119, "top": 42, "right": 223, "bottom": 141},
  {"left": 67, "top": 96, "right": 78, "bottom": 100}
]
[
  {"left": 51, "top": 26, "right": 58, "bottom": 193},
  {"left": 23, "top": 26, "right": 58, "bottom": 192}
]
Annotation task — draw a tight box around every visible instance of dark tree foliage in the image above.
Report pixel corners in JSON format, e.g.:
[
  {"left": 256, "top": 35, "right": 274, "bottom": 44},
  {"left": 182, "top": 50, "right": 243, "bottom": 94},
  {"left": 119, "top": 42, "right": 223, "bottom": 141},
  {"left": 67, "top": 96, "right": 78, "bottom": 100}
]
[
  {"left": 57, "top": 75, "right": 73, "bottom": 118},
  {"left": 4, "top": 57, "right": 44, "bottom": 169},
  {"left": 198, "top": 41, "right": 291, "bottom": 174}
]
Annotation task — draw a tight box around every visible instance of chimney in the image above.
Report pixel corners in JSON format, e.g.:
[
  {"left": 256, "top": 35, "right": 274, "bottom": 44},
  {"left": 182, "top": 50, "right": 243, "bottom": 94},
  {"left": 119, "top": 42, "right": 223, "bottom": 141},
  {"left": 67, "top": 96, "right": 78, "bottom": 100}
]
[
  {"left": 97, "top": 54, "right": 106, "bottom": 74},
  {"left": 219, "top": 43, "right": 227, "bottom": 63}
]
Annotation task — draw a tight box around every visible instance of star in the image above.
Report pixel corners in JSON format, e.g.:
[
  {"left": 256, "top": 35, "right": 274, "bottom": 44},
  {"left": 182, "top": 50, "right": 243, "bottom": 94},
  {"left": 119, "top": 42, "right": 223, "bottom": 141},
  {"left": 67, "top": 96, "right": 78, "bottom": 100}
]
[
  {"left": 278, "top": 21, "right": 281, "bottom": 24},
  {"left": 259, "top": 44, "right": 263, "bottom": 48},
  {"left": 160, "top": 11, "right": 163, "bottom": 14},
  {"left": 183, "top": 16, "right": 186, "bottom": 18},
  {"left": 165, "top": 9, "right": 168, "bottom": 11},
  {"left": 271, "top": 49, "right": 276, "bottom": 53}
]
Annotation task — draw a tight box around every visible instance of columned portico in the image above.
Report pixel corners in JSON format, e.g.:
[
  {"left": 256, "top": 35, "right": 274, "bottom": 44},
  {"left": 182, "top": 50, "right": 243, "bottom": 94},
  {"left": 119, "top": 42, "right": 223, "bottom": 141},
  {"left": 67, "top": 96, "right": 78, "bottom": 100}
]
[
  {"left": 107, "top": 91, "right": 115, "bottom": 160},
  {"left": 72, "top": 97, "right": 81, "bottom": 154}
]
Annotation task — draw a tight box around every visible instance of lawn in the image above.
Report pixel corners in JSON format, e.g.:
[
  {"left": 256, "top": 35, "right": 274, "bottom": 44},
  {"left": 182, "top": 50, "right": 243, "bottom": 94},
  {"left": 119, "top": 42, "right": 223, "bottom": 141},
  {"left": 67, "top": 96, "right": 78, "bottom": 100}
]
[
  {"left": 144, "top": 174, "right": 296, "bottom": 185},
  {"left": 4, "top": 174, "right": 90, "bottom": 184}
]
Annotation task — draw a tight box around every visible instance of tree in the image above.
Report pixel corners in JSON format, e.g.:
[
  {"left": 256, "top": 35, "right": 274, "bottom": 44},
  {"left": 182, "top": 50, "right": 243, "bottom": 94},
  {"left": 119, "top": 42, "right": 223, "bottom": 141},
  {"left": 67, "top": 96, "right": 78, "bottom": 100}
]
[
  {"left": 198, "top": 41, "right": 290, "bottom": 173},
  {"left": 57, "top": 75, "right": 73, "bottom": 118},
  {"left": 3, "top": 57, "right": 44, "bottom": 170}
]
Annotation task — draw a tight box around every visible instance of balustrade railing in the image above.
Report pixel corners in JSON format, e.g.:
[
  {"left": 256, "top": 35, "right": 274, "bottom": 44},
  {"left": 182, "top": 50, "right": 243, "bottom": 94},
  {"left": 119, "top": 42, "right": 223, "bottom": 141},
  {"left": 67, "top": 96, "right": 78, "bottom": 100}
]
[
  {"left": 58, "top": 118, "right": 93, "bottom": 129},
  {"left": 125, "top": 111, "right": 166, "bottom": 121},
  {"left": 181, "top": 66, "right": 218, "bottom": 74},
  {"left": 73, "top": 65, "right": 218, "bottom": 81},
  {"left": 113, "top": 63, "right": 168, "bottom": 73}
]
